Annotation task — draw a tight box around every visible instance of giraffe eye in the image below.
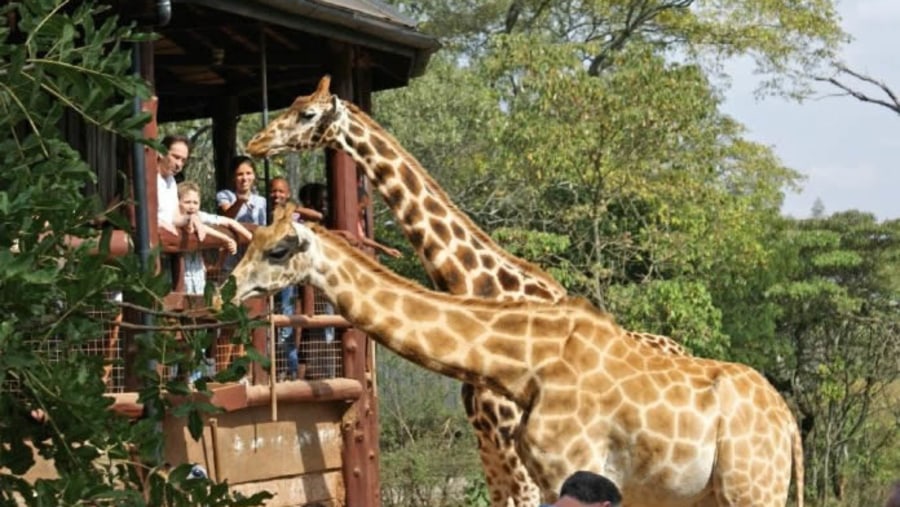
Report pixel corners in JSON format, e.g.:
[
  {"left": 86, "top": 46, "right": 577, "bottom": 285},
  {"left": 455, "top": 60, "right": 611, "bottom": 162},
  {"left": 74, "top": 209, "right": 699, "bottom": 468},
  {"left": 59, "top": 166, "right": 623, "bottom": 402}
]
[
  {"left": 299, "top": 111, "right": 316, "bottom": 122},
  {"left": 267, "top": 246, "right": 290, "bottom": 262}
]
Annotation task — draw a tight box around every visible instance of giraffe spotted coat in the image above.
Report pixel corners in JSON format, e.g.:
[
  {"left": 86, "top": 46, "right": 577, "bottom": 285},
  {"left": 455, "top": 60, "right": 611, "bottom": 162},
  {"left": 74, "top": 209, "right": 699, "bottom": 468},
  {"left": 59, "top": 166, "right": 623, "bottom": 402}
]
[{"left": 230, "top": 213, "right": 804, "bottom": 507}]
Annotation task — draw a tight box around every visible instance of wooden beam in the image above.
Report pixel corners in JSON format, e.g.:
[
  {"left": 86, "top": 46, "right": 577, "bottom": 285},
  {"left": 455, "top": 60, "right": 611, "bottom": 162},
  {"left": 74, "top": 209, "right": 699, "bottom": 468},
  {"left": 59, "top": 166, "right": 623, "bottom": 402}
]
[
  {"left": 212, "top": 96, "right": 240, "bottom": 191},
  {"left": 156, "top": 52, "right": 320, "bottom": 68},
  {"left": 155, "top": 69, "right": 319, "bottom": 97}
]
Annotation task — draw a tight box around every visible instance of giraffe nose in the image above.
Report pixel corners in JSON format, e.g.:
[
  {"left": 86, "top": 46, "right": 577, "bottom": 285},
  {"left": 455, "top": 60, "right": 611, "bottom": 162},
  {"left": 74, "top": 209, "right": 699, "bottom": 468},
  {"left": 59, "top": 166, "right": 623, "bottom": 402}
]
[
  {"left": 245, "top": 134, "right": 270, "bottom": 157},
  {"left": 230, "top": 284, "right": 268, "bottom": 305}
]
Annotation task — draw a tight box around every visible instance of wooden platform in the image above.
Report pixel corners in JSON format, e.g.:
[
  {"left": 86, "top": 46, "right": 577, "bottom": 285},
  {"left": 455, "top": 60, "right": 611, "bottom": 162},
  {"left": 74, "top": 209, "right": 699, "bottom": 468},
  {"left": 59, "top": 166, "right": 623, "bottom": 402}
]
[{"left": 16, "top": 380, "right": 364, "bottom": 506}]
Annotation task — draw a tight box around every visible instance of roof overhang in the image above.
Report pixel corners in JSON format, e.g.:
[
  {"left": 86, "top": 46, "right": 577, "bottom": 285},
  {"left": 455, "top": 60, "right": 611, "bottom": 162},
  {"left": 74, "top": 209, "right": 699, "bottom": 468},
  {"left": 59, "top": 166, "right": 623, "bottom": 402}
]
[
  {"left": 144, "top": 0, "right": 439, "bottom": 121},
  {"left": 182, "top": 0, "right": 440, "bottom": 78}
]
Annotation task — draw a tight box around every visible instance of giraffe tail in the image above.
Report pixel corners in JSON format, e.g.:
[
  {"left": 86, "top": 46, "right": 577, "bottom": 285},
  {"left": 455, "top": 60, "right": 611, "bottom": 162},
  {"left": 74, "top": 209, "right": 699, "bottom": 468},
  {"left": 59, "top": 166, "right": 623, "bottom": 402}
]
[{"left": 791, "top": 421, "right": 805, "bottom": 507}]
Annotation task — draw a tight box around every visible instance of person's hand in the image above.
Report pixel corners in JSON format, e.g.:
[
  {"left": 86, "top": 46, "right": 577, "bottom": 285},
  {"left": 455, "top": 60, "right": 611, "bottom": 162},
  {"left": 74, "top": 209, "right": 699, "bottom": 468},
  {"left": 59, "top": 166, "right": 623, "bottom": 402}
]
[
  {"left": 190, "top": 215, "right": 207, "bottom": 241},
  {"left": 30, "top": 408, "right": 48, "bottom": 423},
  {"left": 236, "top": 224, "right": 253, "bottom": 241},
  {"left": 225, "top": 238, "right": 237, "bottom": 254}
]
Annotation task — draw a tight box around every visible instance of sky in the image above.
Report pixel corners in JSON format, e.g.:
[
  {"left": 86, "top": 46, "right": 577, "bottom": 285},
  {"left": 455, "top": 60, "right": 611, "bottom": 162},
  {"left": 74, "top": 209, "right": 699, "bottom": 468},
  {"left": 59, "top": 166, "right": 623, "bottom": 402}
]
[{"left": 721, "top": 0, "right": 899, "bottom": 221}]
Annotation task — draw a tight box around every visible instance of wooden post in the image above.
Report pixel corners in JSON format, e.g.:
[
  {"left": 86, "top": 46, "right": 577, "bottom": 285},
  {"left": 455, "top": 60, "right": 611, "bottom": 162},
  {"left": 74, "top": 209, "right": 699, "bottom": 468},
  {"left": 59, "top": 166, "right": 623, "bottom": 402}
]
[
  {"left": 212, "top": 96, "right": 239, "bottom": 192},
  {"left": 328, "top": 42, "right": 381, "bottom": 507},
  {"left": 124, "top": 68, "right": 159, "bottom": 391},
  {"left": 249, "top": 297, "right": 269, "bottom": 385},
  {"left": 140, "top": 38, "right": 158, "bottom": 251},
  {"left": 353, "top": 61, "right": 382, "bottom": 506},
  {"left": 143, "top": 97, "right": 159, "bottom": 252},
  {"left": 269, "top": 294, "right": 278, "bottom": 421}
]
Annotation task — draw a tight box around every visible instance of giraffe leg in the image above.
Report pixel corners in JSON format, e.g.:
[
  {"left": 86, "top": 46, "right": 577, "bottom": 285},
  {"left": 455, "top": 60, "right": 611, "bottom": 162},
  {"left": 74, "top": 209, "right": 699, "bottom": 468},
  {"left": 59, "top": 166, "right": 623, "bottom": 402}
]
[
  {"left": 709, "top": 444, "right": 782, "bottom": 507},
  {"left": 463, "top": 384, "right": 542, "bottom": 507}
]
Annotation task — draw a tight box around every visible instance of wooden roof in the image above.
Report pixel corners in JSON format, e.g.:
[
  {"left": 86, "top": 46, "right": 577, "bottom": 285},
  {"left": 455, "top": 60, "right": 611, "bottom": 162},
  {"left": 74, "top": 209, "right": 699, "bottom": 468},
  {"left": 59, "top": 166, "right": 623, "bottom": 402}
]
[{"left": 150, "top": 0, "right": 439, "bottom": 122}]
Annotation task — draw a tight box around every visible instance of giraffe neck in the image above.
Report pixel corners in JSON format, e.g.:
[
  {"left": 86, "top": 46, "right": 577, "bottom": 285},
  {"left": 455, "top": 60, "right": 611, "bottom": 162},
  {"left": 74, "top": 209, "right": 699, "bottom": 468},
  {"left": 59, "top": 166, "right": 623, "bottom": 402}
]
[
  {"left": 331, "top": 102, "right": 566, "bottom": 303},
  {"left": 304, "top": 227, "right": 569, "bottom": 405}
]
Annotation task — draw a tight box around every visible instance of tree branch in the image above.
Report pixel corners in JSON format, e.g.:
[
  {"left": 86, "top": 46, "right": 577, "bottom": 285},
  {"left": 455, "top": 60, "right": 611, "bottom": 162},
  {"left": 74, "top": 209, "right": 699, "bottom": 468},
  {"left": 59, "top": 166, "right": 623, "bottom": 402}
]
[
  {"left": 115, "top": 319, "right": 240, "bottom": 331},
  {"left": 587, "top": 0, "right": 694, "bottom": 76},
  {"left": 115, "top": 300, "right": 218, "bottom": 318},
  {"left": 814, "top": 63, "right": 900, "bottom": 115}
]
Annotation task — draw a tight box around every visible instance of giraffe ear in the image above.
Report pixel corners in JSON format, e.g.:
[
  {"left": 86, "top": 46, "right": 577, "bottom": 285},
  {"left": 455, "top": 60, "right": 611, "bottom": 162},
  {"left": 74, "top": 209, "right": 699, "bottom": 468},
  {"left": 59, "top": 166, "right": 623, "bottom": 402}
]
[
  {"left": 290, "top": 222, "right": 314, "bottom": 253},
  {"left": 328, "top": 95, "right": 348, "bottom": 121},
  {"left": 284, "top": 231, "right": 309, "bottom": 255}
]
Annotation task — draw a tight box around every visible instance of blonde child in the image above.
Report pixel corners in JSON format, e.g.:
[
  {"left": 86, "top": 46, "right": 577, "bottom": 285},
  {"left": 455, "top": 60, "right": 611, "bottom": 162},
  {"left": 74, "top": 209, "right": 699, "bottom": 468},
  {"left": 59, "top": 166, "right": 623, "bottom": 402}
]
[{"left": 177, "top": 181, "right": 253, "bottom": 294}]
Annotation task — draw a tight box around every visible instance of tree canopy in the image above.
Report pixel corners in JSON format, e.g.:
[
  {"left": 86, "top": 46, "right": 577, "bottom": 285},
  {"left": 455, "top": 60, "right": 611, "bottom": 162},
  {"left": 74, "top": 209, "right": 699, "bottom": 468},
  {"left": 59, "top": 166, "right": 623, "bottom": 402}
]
[{"left": 372, "top": 1, "right": 897, "bottom": 504}]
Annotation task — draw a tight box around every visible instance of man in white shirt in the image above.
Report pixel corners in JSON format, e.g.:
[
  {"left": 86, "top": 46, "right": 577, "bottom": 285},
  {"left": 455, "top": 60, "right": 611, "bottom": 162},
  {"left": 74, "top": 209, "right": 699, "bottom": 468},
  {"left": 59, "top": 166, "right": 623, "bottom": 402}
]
[{"left": 157, "top": 134, "right": 191, "bottom": 234}]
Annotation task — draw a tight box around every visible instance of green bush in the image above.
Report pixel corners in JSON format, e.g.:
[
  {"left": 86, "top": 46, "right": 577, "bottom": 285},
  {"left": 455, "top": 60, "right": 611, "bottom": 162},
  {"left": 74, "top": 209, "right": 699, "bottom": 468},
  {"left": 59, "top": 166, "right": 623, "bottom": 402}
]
[{"left": 0, "top": 2, "right": 266, "bottom": 505}]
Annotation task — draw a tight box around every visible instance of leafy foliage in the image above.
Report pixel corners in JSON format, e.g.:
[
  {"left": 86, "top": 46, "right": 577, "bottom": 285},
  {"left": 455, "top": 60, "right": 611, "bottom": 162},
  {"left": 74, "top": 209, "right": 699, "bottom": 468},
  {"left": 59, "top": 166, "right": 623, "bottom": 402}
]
[
  {"left": 0, "top": 2, "right": 267, "bottom": 505},
  {"left": 767, "top": 212, "right": 900, "bottom": 504},
  {"left": 390, "top": 0, "right": 845, "bottom": 95},
  {"left": 377, "top": 348, "right": 481, "bottom": 507},
  {"left": 607, "top": 279, "right": 728, "bottom": 358}
]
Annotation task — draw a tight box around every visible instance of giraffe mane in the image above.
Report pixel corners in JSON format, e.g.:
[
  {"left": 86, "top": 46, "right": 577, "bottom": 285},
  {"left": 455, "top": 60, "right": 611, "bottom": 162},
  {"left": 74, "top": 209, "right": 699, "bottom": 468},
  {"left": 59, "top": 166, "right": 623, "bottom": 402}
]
[
  {"left": 287, "top": 218, "right": 615, "bottom": 325},
  {"left": 341, "top": 100, "right": 565, "bottom": 295}
]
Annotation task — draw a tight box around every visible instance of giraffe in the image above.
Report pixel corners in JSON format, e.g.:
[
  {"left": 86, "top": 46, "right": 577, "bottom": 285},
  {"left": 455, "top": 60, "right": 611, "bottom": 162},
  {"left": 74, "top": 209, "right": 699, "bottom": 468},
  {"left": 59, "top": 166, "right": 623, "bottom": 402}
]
[
  {"left": 229, "top": 213, "right": 805, "bottom": 507},
  {"left": 245, "top": 75, "right": 688, "bottom": 507}
]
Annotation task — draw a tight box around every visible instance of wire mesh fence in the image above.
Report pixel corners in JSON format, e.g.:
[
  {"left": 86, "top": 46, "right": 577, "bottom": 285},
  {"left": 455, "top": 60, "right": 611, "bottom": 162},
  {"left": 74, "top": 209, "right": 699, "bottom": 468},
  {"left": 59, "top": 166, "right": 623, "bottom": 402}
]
[{"left": 3, "top": 290, "right": 125, "bottom": 395}]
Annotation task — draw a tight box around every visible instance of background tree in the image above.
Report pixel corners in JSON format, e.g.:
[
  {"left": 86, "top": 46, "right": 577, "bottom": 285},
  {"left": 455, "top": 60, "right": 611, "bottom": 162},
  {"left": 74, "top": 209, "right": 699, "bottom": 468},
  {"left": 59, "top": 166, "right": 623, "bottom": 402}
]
[
  {"left": 377, "top": 351, "right": 482, "bottom": 507},
  {"left": 377, "top": 0, "right": 841, "bottom": 348},
  {"left": 392, "top": 0, "right": 844, "bottom": 93},
  {"left": 767, "top": 211, "right": 900, "bottom": 504}
]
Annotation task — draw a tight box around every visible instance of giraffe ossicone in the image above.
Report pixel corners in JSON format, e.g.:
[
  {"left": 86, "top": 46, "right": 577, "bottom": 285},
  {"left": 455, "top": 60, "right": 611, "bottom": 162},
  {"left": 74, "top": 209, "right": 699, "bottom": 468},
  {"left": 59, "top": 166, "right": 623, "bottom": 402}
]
[{"left": 230, "top": 211, "right": 804, "bottom": 507}]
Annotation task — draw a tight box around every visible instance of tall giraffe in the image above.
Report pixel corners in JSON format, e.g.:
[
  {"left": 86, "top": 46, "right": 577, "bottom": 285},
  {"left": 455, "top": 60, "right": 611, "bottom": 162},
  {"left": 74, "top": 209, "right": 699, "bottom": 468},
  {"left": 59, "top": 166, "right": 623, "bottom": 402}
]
[
  {"left": 245, "top": 76, "right": 687, "bottom": 506},
  {"left": 229, "top": 214, "right": 804, "bottom": 507}
]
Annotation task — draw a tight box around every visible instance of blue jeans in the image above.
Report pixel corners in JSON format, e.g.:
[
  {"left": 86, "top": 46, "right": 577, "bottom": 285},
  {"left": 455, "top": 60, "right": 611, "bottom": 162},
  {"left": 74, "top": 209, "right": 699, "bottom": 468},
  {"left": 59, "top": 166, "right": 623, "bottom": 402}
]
[{"left": 279, "top": 286, "right": 298, "bottom": 379}]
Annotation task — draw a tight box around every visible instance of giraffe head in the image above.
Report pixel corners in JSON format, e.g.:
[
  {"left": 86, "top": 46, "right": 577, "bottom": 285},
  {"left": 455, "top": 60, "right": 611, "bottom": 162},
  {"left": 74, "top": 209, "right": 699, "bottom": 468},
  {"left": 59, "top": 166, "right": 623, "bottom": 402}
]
[
  {"left": 245, "top": 75, "right": 347, "bottom": 157},
  {"left": 230, "top": 204, "right": 321, "bottom": 302}
]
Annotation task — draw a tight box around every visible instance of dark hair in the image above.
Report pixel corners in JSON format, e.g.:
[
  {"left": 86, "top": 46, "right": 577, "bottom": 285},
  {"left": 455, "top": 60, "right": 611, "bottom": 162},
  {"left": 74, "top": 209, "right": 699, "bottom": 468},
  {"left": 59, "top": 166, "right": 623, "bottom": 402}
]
[
  {"left": 298, "top": 182, "right": 327, "bottom": 206},
  {"left": 162, "top": 134, "right": 190, "bottom": 151},
  {"left": 559, "top": 471, "right": 622, "bottom": 504},
  {"left": 228, "top": 155, "right": 255, "bottom": 175},
  {"left": 270, "top": 176, "right": 290, "bottom": 188}
]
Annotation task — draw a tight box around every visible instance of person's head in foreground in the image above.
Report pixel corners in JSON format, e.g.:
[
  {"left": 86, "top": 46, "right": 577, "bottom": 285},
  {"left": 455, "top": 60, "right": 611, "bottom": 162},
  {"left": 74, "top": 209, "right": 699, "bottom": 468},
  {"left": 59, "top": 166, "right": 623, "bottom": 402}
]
[{"left": 541, "top": 471, "right": 622, "bottom": 507}]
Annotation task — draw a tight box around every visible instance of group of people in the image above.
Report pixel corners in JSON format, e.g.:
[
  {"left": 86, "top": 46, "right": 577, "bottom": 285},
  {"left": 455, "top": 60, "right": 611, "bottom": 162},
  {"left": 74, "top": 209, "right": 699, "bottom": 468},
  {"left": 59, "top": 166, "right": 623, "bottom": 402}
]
[
  {"left": 155, "top": 134, "right": 402, "bottom": 380},
  {"left": 157, "top": 135, "right": 261, "bottom": 294}
]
